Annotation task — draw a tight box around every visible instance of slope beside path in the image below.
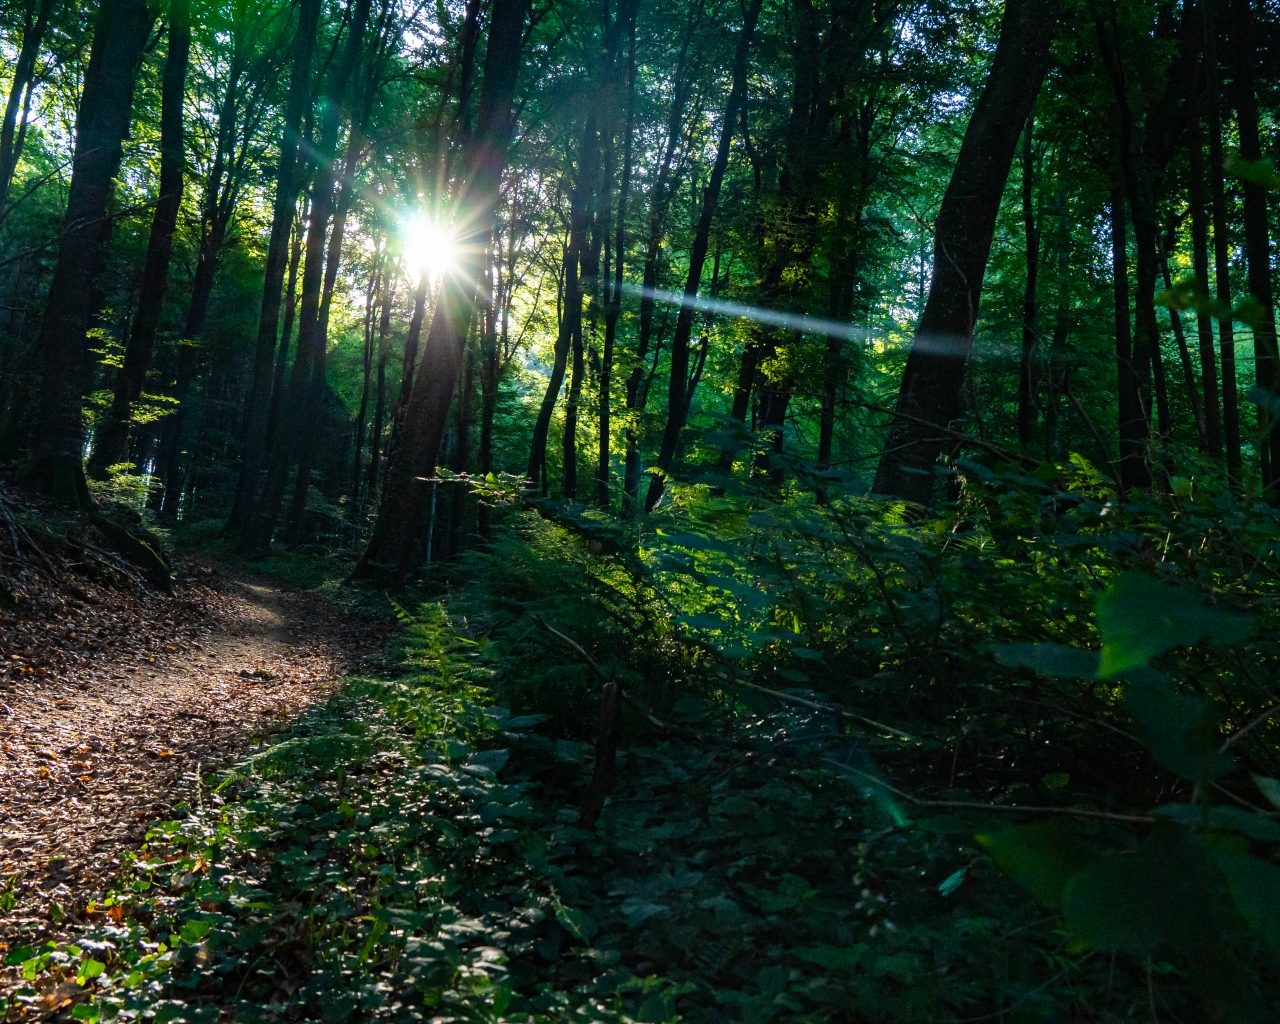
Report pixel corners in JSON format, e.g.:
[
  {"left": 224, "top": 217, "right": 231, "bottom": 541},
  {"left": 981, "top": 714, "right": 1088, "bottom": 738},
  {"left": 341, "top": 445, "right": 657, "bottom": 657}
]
[{"left": 0, "top": 560, "right": 384, "bottom": 961}]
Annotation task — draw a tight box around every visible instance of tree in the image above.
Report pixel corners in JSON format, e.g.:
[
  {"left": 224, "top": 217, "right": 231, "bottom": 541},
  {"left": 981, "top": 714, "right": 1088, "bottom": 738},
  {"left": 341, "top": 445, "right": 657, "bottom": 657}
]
[
  {"left": 358, "top": 0, "right": 532, "bottom": 580},
  {"left": 873, "top": 0, "right": 1059, "bottom": 505},
  {"left": 27, "top": 0, "right": 155, "bottom": 506},
  {"left": 88, "top": 0, "right": 191, "bottom": 480}
]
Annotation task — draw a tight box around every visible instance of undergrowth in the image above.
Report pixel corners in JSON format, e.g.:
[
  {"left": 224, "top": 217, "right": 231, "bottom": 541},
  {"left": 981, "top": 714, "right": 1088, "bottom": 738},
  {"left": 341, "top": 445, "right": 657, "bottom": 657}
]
[{"left": 7, "top": 458, "right": 1280, "bottom": 1022}]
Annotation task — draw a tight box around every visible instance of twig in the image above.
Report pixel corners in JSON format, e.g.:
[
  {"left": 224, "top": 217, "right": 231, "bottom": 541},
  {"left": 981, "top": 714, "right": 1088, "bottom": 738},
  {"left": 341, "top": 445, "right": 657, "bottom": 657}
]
[
  {"left": 1220, "top": 700, "right": 1280, "bottom": 752},
  {"left": 826, "top": 760, "right": 1154, "bottom": 824},
  {"left": 735, "top": 678, "right": 920, "bottom": 742}
]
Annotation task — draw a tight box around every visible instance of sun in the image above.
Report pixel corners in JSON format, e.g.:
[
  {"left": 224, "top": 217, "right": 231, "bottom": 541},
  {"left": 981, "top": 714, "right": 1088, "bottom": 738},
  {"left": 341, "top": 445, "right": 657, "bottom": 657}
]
[{"left": 401, "top": 214, "right": 456, "bottom": 282}]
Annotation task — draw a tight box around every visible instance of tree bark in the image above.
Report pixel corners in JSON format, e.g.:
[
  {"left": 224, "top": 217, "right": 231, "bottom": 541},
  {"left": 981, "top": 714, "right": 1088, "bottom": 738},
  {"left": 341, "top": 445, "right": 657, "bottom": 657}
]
[
  {"left": 226, "top": 0, "right": 322, "bottom": 536},
  {"left": 1017, "top": 115, "right": 1039, "bottom": 452},
  {"left": 873, "top": 0, "right": 1059, "bottom": 505},
  {"left": 357, "top": 0, "right": 531, "bottom": 581},
  {"left": 643, "top": 0, "right": 764, "bottom": 511},
  {"left": 0, "top": 0, "right": 56, "bottom": 208},
  {"left": 1229, "top": 0, "right": 1280, "bottom": 497},
  {"left": 1203, "top": 0, "right": 1241, "bottom": 484},
  {"left": 30, "top": 0, "right": 155, "bottom": 506},
  {"left": 89, "top": 0, "right": 190, "bottom": 479},
  {"left": 247, "top": 0, "right": 372, "bottom": 552}
]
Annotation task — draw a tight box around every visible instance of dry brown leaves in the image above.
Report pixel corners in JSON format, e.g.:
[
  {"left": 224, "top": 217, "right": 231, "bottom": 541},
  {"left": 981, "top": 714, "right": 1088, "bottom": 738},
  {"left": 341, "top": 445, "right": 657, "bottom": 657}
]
[{"left": 0, "top": 489, "right": 389, "bottom": 968}]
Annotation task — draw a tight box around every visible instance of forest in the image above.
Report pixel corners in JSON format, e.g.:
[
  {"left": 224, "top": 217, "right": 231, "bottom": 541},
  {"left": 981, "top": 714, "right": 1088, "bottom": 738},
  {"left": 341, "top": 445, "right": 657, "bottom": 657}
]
[{"left": 0, "top": 0, "right": 1279, "bottom": 1019}]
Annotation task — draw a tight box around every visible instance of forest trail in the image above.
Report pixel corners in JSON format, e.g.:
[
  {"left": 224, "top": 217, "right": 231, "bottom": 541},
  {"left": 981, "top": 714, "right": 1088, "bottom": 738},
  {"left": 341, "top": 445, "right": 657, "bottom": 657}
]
[{"left": 0, "top": 565, "right": 384, "bottom": 957}]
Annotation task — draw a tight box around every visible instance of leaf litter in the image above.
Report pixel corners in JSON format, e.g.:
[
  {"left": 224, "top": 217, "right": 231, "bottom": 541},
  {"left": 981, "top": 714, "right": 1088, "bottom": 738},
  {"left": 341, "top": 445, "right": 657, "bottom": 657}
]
[{"left": 0, "top": 493, "right": 387, "bottom": 985}]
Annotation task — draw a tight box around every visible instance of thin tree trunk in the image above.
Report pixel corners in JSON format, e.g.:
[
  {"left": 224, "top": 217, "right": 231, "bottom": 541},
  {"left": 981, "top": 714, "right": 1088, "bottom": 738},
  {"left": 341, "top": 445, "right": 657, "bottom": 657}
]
[
  {"left": 357, "top": 0, "right": 531, "bottom": 581},
  {"left": 644, "top": 0, "right": 764, "bottom": 511},
  {"left": 367, "top": 276, "right": 394, "bottom": 503},
  {"left": 1203, "top": 0, "right": 1241, "bottom": 484},
  {"left": 1229, "top": 0, "right": 1280, "bottom": 497},
  {"left": 597, "top": 13, "right": 636, "bottom": 506},
  {"left": 89, "top": 0, "right": 191, "bottom": 479},
  {"left": 0, "top": 0, "right": 56, "bottom": 207},
  {"left": 226, "top": 0, "right": 321, "bottom": 536},
  {"left": 1017, "top": 114, "right": 1039, "bottom": 452},
  {"left": 1187, "top": 10, "right": 1222, "bottom": 457},
  {"left": 286, "top": 136, "right": 365, "bottom": 545},
  {"left": 1159, "top": 237, "right": 1207, "bottom": 449},
  {"left": 872, "top": 0, "right": 1059, "bottom": 504},
  {"left": 248, "top": 0, "right": 372, "bottom": 552}
]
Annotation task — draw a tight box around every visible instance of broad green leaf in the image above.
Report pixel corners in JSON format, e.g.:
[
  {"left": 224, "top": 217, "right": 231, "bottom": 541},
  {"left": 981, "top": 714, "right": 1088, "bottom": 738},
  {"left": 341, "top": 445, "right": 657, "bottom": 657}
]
[
  {"left": 1062, "top": 831, "right": 1217, "bottom": 955},
  {"left": 977, "top": 821, "right": 1096, "bottom": 909},
  {"left": 1254, "top": 775, "right": 1280, "bottom": 811},
  {"left": 1154, "top": 803, "right": 1280, "bottom": 841},
  {"left": 993, "top": 642, "right": 1100, "bottom": 679},
  {"left": 1124, "top": 674, "right": 1233, "bottom": 783},
  {"left": 1097, "top": 572, "right": 1250, "bottom": 677},
  {"left": 1215, "top": 848, "right": 1280, "bottom": 954}
]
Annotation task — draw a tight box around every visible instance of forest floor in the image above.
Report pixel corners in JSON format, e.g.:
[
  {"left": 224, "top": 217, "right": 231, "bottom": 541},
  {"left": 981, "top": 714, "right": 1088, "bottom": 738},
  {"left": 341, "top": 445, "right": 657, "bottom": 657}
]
[{"left": 0, "top": 541, "right": 387, "bottom": 978}]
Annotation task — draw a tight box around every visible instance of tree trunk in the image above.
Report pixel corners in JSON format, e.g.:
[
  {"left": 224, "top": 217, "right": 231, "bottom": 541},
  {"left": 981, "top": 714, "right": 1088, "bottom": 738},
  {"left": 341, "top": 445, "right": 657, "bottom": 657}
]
[
  {"left": 643, "top": 0, "right": 764, "bottom": 511},
  {"left": 1229, "top": 0, "right": 1280, "bottom": 497},
  {"left": 621, "top": 2, "right": 702, "bottom": 517},
  {"left": 285, "top": 136, "right": 365, "bottom": 546},
  {"left": 89, "top": 0, "right": 191, "bottom": 479},
  {"left": 1017, "top": 115, "right": 1039, "bottom": 452},
  {"left": 873, "top": 0, "right": 1059, "bottom": 505},
  {"left": 0, "top": 0, "right": 56, "bottom": 207},
  {"left": 1108, "top": 188, "right": 1151, "bottom": 488},
  {"left": 1186, "top": 11, "right": 1222, "bottom": 458},
  {"left": 357, "top": 0, "right": 531, "bottom": 581},
  {"left": 248, "top": 0, "right": 372, "bottom": 552},
  {"left": 30, "top": 0, "right": 155, "bottom": 506},
  {"left": 367, "top": 275, "right": 394, "bottom": 503},
  {"left": 1203, "top": 0, "right": 1241, "bottom": 484},
  {"left": 226, "top": 0, "right": 322, "bottom": 536}
]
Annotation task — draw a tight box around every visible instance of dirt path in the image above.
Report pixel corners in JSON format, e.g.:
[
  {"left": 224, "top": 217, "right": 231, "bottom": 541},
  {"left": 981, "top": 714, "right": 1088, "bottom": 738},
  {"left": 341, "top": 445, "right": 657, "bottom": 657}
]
[{"left": 0, "top": 566, "right": 384, "bottom": 956}]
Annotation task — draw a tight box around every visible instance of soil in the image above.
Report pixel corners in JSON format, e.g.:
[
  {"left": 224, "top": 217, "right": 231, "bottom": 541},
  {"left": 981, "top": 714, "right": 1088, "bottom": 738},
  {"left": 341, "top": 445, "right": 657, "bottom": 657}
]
[{"left": 0, "top": 557, "right": 387, "bottom": 966}]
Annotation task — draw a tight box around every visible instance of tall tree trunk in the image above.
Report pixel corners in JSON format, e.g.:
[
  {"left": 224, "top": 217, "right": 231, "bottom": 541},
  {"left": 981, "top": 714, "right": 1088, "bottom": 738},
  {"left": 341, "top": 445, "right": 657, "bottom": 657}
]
[
  {"left": 597, "top": 16, "right": 635, "bottom": 510},
  {"left": 1187, "top": 11, "right": 1222, "bottom": 458},
  {"left": 89, "top": 0, "right": 191, "bottom": 479},
  {"left": 1109, "top": 188, "right": 1151, "bottom": 488},
  {"left": 644, "top": 0, "right": 764, "bottom": 511},
  {"left": 226, "top": 0, "right": 322, "bottom": 536},
  {"left": 285, "top": 136, "right": 365, "bottom": 545},
  {"left": 266, "top": 212, "right": 305, "bottom": 452},
  {"left": 528, "top": 144, "right": 594, "bottom": 494},
  {"left": 367, "top": 276, "right": 394, "bottom": 503},
  {"left": 873, "top": 0, "right": 1059, "bottom": 505},
  {"left": 248, "top": 0, "right": 372, "bottom": 552},
  {"left": 621, "top": 1, "right": 702, "bottom": 517},
  {"left": 0, "top": 0, "right": 56, "bottom": 208},
  {"left": 1159, "top": 237, "right": 1207, "bottom": 449},
  {"left": 1229, "top": 0, "right": 1280, "bottom": 497},
  {"left": 357, "top": 0, "right": 531, "bottom": 581},
  {"left": 1203, "top": 0, "right": 1241, "bottom": 484},
  {"left": 1017, "top": 115, "right": 1039, "bottom": 452},
  {"left": 29, "top": 0, "right": 155, "bottom": 506},
  {"left": 350, "top": 253, "right": 382, "bottom": 524}
]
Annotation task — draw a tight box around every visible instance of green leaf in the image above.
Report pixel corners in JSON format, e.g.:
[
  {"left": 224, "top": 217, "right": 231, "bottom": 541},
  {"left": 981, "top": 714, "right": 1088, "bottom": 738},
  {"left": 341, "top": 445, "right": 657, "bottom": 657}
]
[
  {"left": 992, "top": 642, "right": 1100, "bottom": 679},
  {"left": 1254, "top": 775, "right": 1280, "bottom": 811},
  {"left": 977, "top": 821, "right": 1096, "bottom": 910},
  {"left": 1215, "top": 848, "right": 1280, "bottom": 954},
  {"left": 1061, "top": 831, "right": 1217, "bottom": 956},
  {"left": 1124, "top": 674, "right": 1233, "bottom": 783},
  {"left": 179, "top": 919, "right": 213, "bottom": 943},
  {"left": 792, "top": 944, "right": 862, "bottom": 970},
  {"left": 1097, "top": 572, "right": 1250, "bottom": 678},
  {"left": 76, "top": 958, "right": 106, "bottom": 983},
  {"left": 1154, "top": 803, "right": 1280, "bottom": 841}
]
